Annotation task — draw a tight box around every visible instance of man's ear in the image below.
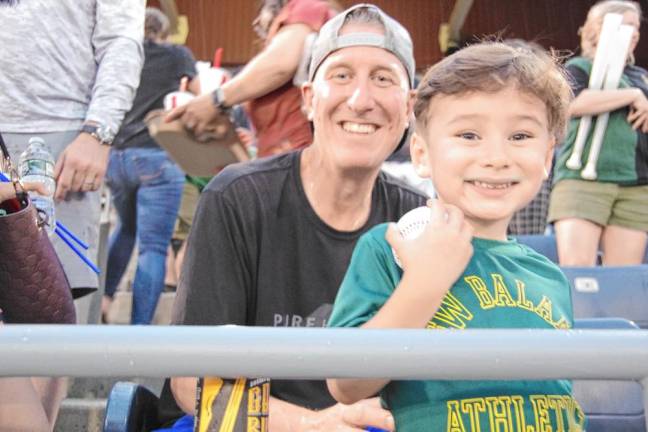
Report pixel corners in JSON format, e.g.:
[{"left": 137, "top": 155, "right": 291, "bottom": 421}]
[
  {"left": 301, "top": 82, "right": 314, "bottom": 121},
  {"left": 410, "top": 131, "right": 431, "bottom": 178},
  {"left": 406, "top": 89, "right": 416, "bottom": 126}
]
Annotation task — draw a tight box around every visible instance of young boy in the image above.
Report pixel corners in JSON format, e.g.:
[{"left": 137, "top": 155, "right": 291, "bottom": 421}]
[{"left": 326, "top": 42, "right": 587, "bottom": 431}]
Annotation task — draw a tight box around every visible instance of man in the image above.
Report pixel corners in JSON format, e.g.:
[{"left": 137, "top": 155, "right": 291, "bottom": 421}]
[
  {"left": 0, "top": 0, "right": 144, "bottom": 299},
  {"left": 164, "top": 4, "right": 426, "bottom": 431},
  {"left": 0, "top": 1, "right": 143, "bottom": 430}
]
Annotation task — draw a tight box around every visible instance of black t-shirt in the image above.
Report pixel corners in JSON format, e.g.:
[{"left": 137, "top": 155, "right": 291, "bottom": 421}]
[
  {"left": 160, "top": 150, "right": 426, "bottom": 420},
  {"left": 112, "top": 40, "right": 196, "bottom": 149}
]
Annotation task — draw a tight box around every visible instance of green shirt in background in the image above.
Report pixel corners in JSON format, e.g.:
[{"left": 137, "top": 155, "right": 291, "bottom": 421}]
[
  {"left": 554, "top": 57, "right": 639, "bottom": 185},
  {"left": 185, "top": 175, "right": 211, "bottom": 193},
  {"left": 328, "top": 224, "right": 587, "bottom": 432}
]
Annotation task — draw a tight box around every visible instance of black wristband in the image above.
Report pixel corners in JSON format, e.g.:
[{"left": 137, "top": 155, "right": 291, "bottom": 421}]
[{"left": 211, "top": 87, "right": 231, "bottom": 115}]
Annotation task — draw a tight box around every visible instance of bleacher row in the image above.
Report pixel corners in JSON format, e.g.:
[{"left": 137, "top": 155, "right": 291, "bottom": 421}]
[{"left": 102, "top": 234, "right": 648, "bottom": 432}]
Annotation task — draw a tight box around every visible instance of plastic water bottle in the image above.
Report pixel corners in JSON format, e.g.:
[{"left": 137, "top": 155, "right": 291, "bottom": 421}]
[{"left": 19, "top": 137, "right": 56, "bottom": 235}]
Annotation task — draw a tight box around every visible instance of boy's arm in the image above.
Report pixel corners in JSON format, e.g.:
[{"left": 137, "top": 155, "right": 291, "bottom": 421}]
[{"left": 327, "top": 200, "right": 474, "bottom": 404}]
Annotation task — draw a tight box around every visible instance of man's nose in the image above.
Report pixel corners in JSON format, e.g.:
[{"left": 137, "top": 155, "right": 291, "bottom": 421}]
[{"left": 346, "top": 77, "right": 376, "bottom": 113}]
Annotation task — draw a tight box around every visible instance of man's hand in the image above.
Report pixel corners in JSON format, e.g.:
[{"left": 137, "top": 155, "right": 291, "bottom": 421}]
[
  {"left": 298, "top": 398, "right": 395, "bottom": 432},
  {"left": 54, "top": 133, "right": 110, "bottom": 201},
  {"left": 165, "top": 93, "right": 220, "bottom": 137}
]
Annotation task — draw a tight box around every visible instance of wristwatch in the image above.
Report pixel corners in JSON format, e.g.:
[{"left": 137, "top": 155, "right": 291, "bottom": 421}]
[
  {"left": 211, "top": 87, "right": 231, "bottom": 115},
  {"left": 81, "top": 122, "right": 115, "bottom": 146}
]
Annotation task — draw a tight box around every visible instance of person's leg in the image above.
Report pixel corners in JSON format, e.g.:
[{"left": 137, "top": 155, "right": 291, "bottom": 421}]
[
  {"left": 131, "top": 149, "right": 185, "bottom": 324},
  {"left": 104, "top": 150, "right": 137, "bottom": 299},
  {"left": 31, "top": 377, "right": 68, "bottom": 429},
  {"left": 173, "top": 181, "right": 201, "bottom": 281},
  {"left": 547, "top": 179, "right": 615, "bottom": 266},
  {"left": 600, "top": 225, "right": 647, "bottom": 265},
  {"left": 554, "top": 218, "right": 603, "bottom": 266},
  {"left": 601, "top": 185, "right": 648, "bottom": 265},
  {"left": 0, "top": 378, "right": 51, "bottom": 432}
]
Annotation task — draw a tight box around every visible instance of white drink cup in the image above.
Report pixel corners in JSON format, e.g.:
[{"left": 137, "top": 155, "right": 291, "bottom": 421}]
[{"left": 164, "top": 91, "right": 195, "bottom": 111}]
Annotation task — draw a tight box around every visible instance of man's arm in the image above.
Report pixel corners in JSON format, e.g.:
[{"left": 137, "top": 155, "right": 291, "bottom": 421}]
[
  {"left": 166, "top": 23, "right": 312, "bottom": 135},
  {"left": 86, "top": 0, "right": 145, "bottom": 133},
  {"left": 220, "top": 23, "right": 312, "bottom": 106},
  {"left": 54, "top": 0, "right": 144, "bottom": 200}
]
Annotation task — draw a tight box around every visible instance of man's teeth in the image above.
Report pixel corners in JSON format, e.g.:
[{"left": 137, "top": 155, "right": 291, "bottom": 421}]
[
  {"left": 342, "top": 122, "right": 376, "bottom": 134},
  {"left": 472, "top": 181, "right": 513, "bottom": 190}
]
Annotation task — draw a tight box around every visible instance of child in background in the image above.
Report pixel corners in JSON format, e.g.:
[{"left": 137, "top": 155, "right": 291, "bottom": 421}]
[{"left": 327, "top": 42, "right": 587, "bottom": 431}]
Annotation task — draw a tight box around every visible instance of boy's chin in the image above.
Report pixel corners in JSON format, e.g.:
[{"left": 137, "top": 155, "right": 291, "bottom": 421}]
[{"left": 463, "top": 207, "right": 516, "bottom": 225}]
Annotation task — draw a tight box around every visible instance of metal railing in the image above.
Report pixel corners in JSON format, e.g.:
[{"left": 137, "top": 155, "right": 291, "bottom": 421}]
[{"left": 1, "top": 325, "right": 647, "bottom": 426}]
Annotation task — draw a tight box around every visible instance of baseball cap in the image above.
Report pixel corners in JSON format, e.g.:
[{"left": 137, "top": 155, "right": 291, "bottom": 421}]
[{"left": 308, "top": 3, "right": 415, "bottom": 88}]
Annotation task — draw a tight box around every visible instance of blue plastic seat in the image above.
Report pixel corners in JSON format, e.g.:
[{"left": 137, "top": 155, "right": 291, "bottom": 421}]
[
  {"left": 562, "top": 265, "right": 648, "bottom": 328},
  {"left": 515, "top": 234, "right": 558, "bottom": 263},
  {"left": 104, "top": 381, "right": 161, "bottom": 432},
  {"left": 572, "top": 318, "right": 645, "bottom": 432}
]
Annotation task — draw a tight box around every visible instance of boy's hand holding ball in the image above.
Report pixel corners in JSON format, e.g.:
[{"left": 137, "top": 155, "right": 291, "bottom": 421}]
[{"left": 386, "top": 199, "right": 473, "bottom": 296}]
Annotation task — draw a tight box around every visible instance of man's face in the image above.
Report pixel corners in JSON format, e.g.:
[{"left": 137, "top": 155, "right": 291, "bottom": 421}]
[
  {"left": 411, "top": 85, "right": 555, "bottom": 235},
  {"left": 302, "top": 23, "right": 413, "bottom": 171}
]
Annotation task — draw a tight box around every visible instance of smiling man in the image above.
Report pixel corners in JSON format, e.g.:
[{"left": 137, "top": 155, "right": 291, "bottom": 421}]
[{"left": 162, "top": 4, "right": 427, "bottom": 431}]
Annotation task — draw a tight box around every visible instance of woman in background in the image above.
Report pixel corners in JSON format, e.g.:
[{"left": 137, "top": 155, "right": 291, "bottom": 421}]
[{"left": 548, "top": 0, "right": 648, "bottom": 266}]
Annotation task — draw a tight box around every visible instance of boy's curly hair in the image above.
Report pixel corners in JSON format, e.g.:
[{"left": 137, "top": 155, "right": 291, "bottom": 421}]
[{"left": 414, "top": 42, "right": 573, "bottom": 142}]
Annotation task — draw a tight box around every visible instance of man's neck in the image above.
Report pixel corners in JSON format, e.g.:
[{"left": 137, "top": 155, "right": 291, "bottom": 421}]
[{"left": 300, "top": 147, "right": 379, "bottom": 232}]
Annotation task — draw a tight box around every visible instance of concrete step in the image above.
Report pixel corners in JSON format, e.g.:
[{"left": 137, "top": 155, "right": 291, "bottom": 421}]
[
  {"left": 54, "top": 398, "right": 106, "bottom": 432},
  {"left": 67, "top": 376, "right": 165, "bottom": 399}
]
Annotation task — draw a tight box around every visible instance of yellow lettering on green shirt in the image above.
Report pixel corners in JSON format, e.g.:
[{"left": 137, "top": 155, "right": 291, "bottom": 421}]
[
  {"left": 515, "top": 280, "right": 535, "bottom": 312},
  {"left": 511, "top": 396, "right": 528, "bottom": 431},
  {"left": 447, "top": 400, "right": 467, "bottom": 432},
  {"left": 492, "top": 274, "right": 517, "bottom": 307},
  {"left": 531, "top": 395, "right": 553, "bottom": 432},
  {"left": 431, "top": 292, "right": 474, "bottom": 329},
  {"left": 547, "top": 396, "right": 568, "bottom": 432},
  {"left": 464, "top": 275, "right": 495, "bottom": 310},
  {"left": 535, "top": 296, "right": 554, "bottom": 324},
  {"left": 485, "top": 396, "right": 514, "bottom": 432},
  {"left": 461, "top": 398, "right": 486, "bottom": 432}
]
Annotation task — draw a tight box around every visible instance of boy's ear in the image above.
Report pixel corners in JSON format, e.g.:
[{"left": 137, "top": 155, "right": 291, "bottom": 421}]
[
  {"left": 544, "top": 137, "right": 556, "bottom": 179},
  {"left": 410, "top": 131, "right": 432, "bottom": 178}
]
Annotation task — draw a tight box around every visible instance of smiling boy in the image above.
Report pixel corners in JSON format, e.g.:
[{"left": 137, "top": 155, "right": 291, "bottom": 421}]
[{"left": 327, "top": 42, "right": 587, "bottom": 431}]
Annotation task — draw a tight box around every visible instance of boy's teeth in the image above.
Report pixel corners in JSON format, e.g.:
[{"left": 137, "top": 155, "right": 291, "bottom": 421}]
[
  {"left": 473, "top": 181, "right": 512, "bottom": 190},
  {"left": 342, "top": 122, "right": 376, "bottom": 134}
]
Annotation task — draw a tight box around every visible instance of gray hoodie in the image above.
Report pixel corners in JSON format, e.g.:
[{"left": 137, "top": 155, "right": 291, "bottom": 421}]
[{"left": 0, "top": 0, "right": 144, "bottom": 135}]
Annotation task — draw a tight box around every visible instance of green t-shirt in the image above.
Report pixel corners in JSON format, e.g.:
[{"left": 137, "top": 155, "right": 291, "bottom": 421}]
[
  {"left": 554, "top": 57, "right": 639, "bottom": 185},
  {"left": 328, "top": 224, "right": 587, "bottom": 432}
]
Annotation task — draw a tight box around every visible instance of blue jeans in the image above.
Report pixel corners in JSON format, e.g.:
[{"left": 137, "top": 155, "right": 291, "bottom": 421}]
[{"left": 105, "top": 148, "right": 184, "bottom": 324}]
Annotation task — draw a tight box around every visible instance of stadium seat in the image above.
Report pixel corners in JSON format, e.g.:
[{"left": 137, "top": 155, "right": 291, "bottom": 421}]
[
  {"left": 562, "top": 265, "right": 648, "bottom": 328},
  {"left": 572, "top": 318, "right": 645, "bottom": 432},
  {"left": 104, "top": 381, "right": 160, "bottom": 432},
  {"left": 515, "top": 234, "right": 558, "bottom": 263}
]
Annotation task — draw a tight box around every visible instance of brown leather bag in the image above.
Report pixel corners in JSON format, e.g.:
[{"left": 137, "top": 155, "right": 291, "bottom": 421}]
[{"left": 0, "top": 133, "right": 75, "bottom": 324}]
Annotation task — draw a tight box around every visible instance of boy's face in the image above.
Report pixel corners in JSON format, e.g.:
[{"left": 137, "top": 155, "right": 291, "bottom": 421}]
[{"left": 411, "top": 85, "right": 554, "bottom": 235}]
